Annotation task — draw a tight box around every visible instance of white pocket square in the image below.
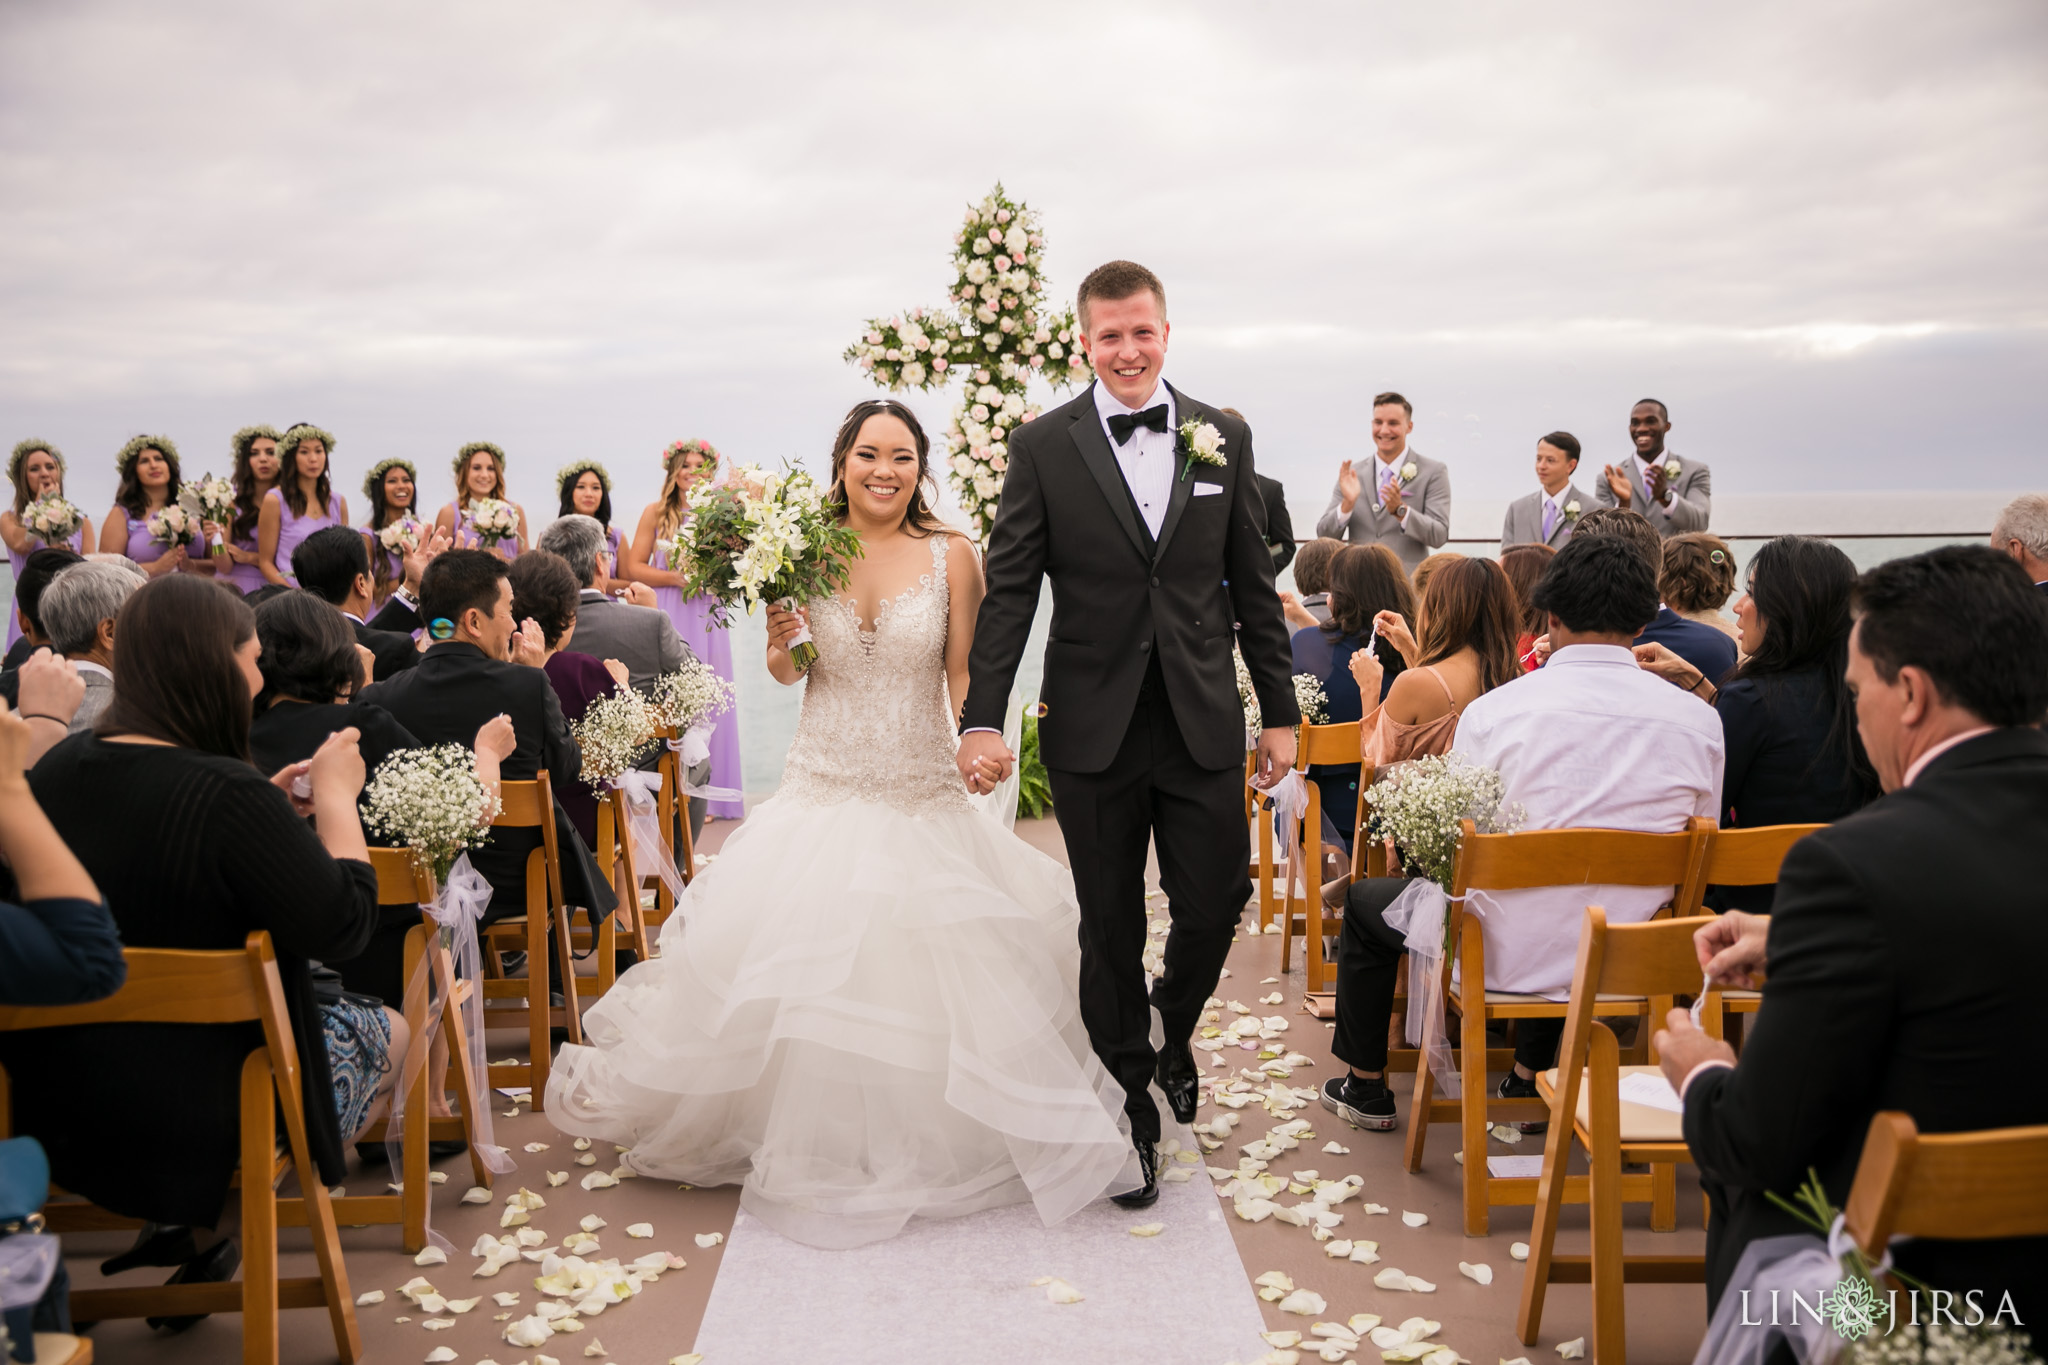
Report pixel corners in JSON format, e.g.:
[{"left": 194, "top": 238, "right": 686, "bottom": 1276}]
[{"left": 1192, "top": 483, "right": 1224, "bottom": 497}]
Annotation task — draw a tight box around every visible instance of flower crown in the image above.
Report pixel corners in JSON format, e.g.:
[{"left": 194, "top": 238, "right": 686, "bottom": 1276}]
[
  {"left": 279, "top": 423, "right": 337, "bottom": 461},
  {"left": 363, "top": 456, "right": 420, "bottom": 505},
  {"left": 9, "top": 438, "right": 65, "bottom": 486},
  {"left": 230, "top": 425, "right": 282, "bottom": 461},
  {"left": 113, "top": 434, "right": 181, "bottom": 476},
  {"left": 454, "top": 441, "right": 508, "bottom": 486},
  {"left": 662, "top": 439, "right": 720, "bottom": 472},
  {"left": 556, "top": 458, "right": 612, "bottom": 494}
]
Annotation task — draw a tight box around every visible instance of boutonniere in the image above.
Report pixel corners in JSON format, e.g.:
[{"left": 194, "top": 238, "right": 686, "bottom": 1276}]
[
  {"left": 1662, "top": 458, "right": 1681, "bottom": 479},
  {"left": 1564, "top": 500, "right": 1582, "bottom": 521},
  {"left": 1178, "top": 418, "right": 1226, "bottom": 483},
  {"left": 1400, "top": 461, "right": 1418, "bottom": 482}
]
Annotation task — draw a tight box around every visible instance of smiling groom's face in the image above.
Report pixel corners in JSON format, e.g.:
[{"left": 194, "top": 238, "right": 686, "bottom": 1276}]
[{"left": 1079, "top": 291, "right": 1170, "bottom": 409}]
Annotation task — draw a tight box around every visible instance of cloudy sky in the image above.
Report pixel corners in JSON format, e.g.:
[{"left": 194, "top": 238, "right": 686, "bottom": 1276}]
[{"left": 3, "top": 0, "right": 2043, "bottom": 535}]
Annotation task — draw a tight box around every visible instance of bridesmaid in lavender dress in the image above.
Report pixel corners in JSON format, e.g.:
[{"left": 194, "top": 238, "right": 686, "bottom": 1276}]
[
  {"left": 3, "top": 439, "right": 94, "bottom": 650},
  {"left": 555, "top": 460, "right": 624, "bottom": 577},
  {"left": 360, "top": 457, "right": 423, "bottom": 609},
  {"left": 624, "top": 438, "right": 744, "bottom": 820},
  {"left": 256, "top": 423, "right": 347, "bottom": 588},
  {"left": 435, "top": 442, "right": 529, "bottom": 561},
  {"left": 100, "top": 435, "right": 212, "bottom": 579},
  {"left": 208, "top": 425, "right": 282, "bottom": 596}
]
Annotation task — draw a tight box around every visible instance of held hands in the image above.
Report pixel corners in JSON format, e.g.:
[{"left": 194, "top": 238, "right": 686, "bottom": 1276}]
[
  {"left": 509, "top": 618, "right": 547, "bottom": 668},
  {"left": 1251, "top": 725, "right": 1297, "bottom": 791},
  {"left": 17, "top": 649, "right": 84, "bottom": 729},
  {"left": 1695, "top": 911, "right": 1770, "bottom": 989},
  {"left": 956, "top": 730, "right": 1014, "bottom": 795},
  {"left": 1336, "top": 459, "right": 1361, "bottom": 514},
  {"left": 1372, "top": 610, "right": 1418, "bottom": 666},
  {"left": 1602, "top": 464, "right": 1633, "bottom": 509},
  {"left": 149, "top": 545, "right": 187, "bottom": 576}
]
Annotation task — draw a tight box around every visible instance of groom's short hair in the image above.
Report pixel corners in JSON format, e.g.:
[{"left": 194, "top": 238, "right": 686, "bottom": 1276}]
[{"left": 1077, "top": 260, "right": 1166, "bottom": 330}]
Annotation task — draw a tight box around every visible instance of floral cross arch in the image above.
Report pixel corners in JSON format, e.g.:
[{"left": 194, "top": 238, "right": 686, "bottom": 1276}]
[{"left": 842, "top": 183, "right": 1093, "bottom": 539}]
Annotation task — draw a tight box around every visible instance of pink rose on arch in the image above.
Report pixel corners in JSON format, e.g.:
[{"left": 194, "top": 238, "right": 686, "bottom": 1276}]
[
  {"left": 986, "top": 229, "right": 1001, "bottom": 244},
  {"left": 1031, "top": 354, "right": 1045, "bottom": 368},
  {"left": 997, "top": 208, "right": 1012, "bottom": 223},
  {"left": 994, "top": 255, "right": 1010, "bottom": 271},
  {"left": 932, "top": 357, "right": 948, "bottom": 371}
]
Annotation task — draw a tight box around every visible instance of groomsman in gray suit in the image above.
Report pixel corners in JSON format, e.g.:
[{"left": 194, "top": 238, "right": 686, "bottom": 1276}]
[
  {"left": 1595, "top": 397, "right": 1711, "bottom": 537},
  {"left": 1314, "top": 391, "right": 1450, "bottom": 574},
  {"left": 1501, "top": 431, "right": 1597, "bottom": 549}
]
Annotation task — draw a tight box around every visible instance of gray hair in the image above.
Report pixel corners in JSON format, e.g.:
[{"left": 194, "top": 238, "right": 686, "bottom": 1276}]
[
  {"left": 1991, "top": 494, "right": 2048, "bottom": 561},
  {"left": 536, "top": 514, "right": 605, "bottom": 588},
  {"left": 42, "top": 561, "right": 143, "bottom": 654}
]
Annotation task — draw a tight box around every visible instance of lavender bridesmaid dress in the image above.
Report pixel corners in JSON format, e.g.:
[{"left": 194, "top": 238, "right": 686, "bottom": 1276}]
[
  {"left": 124, "top": 509, "right": 208, "bottom": 569},
  {"left": 222, "top": 506, "right": 269, "bottom": 596},
  {"left": 268, "top": 488, "right": 340, "bottom": 587},
  {"left": 6, "top": 526, "right": 85, "bottom": 649},
  {"left": 653, "top": 540, "right": 744, "bottom": 817},
  {"left": 446, "top": 500, "right": 520, "bottom": 560}
]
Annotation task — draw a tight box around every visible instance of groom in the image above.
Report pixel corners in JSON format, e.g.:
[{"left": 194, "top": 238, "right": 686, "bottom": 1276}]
[{"left": 957, "top": 260, "right": 1301, "bottom": 1208}]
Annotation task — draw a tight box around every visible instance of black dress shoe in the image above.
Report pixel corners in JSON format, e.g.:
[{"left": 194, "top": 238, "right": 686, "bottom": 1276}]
[
  {"left": 1155, "top": 1040, "right": 1199, "bottom": 1127},
  {"left": 1110, "top": 1139, "right": 1160, "bottom": 1209},
  {"left": 100, "top": 1222, "right": 197, "bottom": 1276},
  {"left": 147, "top": 1237, "right": 241, "bottom": 1332}
]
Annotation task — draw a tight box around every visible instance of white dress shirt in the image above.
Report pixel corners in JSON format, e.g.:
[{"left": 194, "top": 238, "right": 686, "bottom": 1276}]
[
  {"left": 1094, "top": 379, "right": 1177, "bottom": 540},
  {"left": 1450, "top": 644, "right": 1725, "bottom": 997}
]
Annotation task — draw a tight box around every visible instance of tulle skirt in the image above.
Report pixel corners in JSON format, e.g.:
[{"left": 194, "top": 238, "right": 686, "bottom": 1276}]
[{"left": 545, "top": 793, "right": 1134, "bottom": 1249}]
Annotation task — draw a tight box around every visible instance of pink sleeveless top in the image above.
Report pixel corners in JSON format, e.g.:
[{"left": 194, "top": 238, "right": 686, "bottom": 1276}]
[{"left": 1363, "top": 665, "right": 1465, "bottom": 767}]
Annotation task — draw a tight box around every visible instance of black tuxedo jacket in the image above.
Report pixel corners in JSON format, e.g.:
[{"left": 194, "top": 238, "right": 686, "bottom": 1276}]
[
  {"left": 1683, "top": 727, "right": 2048, "bottom": 1324},
  {"left": 1256, "top": 473, "right": 1296, "bottom": 572},
  {"left": 358, "top": 641, "right": 579, "bottom": 788},
  {"left": 963, "top": 382, "right": 1298, "bottom": 773}
]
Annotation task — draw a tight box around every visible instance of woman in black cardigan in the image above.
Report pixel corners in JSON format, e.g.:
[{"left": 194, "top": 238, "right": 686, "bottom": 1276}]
[{"left": 5, "top": 576, "right": 403, "bottom": 1324}]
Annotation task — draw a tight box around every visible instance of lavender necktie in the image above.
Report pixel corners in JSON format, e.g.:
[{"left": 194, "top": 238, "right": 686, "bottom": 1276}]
[{"left": 1541, "top": 501, "right": 1556, "bottom": 541}]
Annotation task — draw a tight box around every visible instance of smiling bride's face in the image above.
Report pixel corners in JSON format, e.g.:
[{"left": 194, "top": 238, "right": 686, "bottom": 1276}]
[{"left": 839, "top": 413, "right": 922, "bottom": 528}]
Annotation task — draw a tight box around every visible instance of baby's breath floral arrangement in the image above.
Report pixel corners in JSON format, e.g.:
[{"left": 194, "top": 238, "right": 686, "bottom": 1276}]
[
  {"left": 279, "top": 423, "right": 336, "bottom": 460},
  {"left": 178, "top": 474, "right": 238, "bottom": 555},
  {"left": 146, "top": 504, "right": 198, "bottom": 548},
  {"left": 647, "top": 658, "right": 736, "bottom": 735},
  {"left": 1235, "top": 647, "right": 1332, "bottom": 737},
  {"left": 571, "top": 692, "right": 655, "bottom": 788},
  {"left": 844, "top": 183, "right": 1094, "bottom": 538},
  {"left": 667, "top": 464, "right": 863, "bottom": 672},
  {"left": 22, "top": 493, "right": 83, "bottom": 545},
  {"left": 465, "top": 498, "right": 520, "bottom": 548},
  {"left": 1363, "top": 753, "right": 1524, "bottom": 889},
  {"left": 1293, "top": 674, "right": 1330, "bottom": 726},
  {"left": 114, "top": 434, "right": 180, "bottom": 476},
  {"left": 556, "top": 458, "right": 611, "bottom": 497},
  {"left": 362, "top": 744, "right": 502, "bottom": 884}
]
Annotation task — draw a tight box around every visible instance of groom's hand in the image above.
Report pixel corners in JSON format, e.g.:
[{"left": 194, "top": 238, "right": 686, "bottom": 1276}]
[
  {"left": 1251, "top": 725, "right": 1296, "bottom": 790},
  {"left": 957, "top": 730, "right": 1015, "bottom": 795}
]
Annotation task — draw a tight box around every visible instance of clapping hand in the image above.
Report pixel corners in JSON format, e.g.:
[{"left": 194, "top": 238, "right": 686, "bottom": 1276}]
[
  {"left": 1372, "top": 610, "right": 1418, "bottom": 666},
  {"left": 1336, "top": 459, "right": 1362, "bottom": 513},
  {"left": 1646, "top": 459, "right": 1672, "bottom": 505},
  {"left": 403, "top": 524, "right": 453, "bottom": 592},
  {"left": 1602, "top": 464, "right": 1633, "bottom": 509},
  {"left": 509, "top": 618, "right": 547, "bottom": 667},
  {"left": 1380, "top": 476, "right": 1406, "bottom": 520}
]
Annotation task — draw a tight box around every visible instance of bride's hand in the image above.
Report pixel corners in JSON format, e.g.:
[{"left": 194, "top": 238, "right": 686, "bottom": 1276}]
[{"left": 766, "top": 604, "right": 807, "bottom": 653}]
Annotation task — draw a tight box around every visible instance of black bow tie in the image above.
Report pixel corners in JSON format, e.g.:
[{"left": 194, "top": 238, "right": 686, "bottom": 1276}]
[{"left": 1107, "top": 404, "right": 1170, "bottom": 446}]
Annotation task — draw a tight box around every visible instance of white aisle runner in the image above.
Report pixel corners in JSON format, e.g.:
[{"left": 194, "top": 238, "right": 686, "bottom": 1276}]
[{"left": 691, "top": 1154, "right": 1270, "bottom": 1365}]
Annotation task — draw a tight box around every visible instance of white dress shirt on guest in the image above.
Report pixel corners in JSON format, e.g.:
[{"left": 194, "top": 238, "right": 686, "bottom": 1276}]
[
  {"left": 1094, "top": 378, "right": 1177, "bottom": 540},
  {"left": 1451, "top": 643, "right": 1725, "bottom": 998}
]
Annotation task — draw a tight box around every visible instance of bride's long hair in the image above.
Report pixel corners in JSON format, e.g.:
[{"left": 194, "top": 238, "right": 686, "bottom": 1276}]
[{"left": 827, "top": 399, "right": 947, "bottom": 538}]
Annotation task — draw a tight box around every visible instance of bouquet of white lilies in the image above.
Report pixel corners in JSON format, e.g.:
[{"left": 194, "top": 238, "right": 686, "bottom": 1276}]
[
  {"left": 362, "top": 744, "right": 502, "bottom": 884},
  {"left": 22, "top": 493, "right": 83, "bottom": 546}
]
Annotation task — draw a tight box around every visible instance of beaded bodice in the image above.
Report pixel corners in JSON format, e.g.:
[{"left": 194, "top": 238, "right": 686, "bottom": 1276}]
[{"left": 776, "top": 533, "right": 972, "bottom": 819}]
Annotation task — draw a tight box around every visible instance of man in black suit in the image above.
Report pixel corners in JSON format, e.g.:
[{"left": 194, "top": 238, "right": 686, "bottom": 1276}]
[
  {"left": 1656, "top": 545, "right": 2048, "bottom": 1331},
  {"left": 358, "top": 549, "right": 615, "bottom": 925},
  {"left": 958, "top": 260, "right": 1300, "bottom": 1207},
  {"left": 292, "top": 523, "right": 450, "bottom": 681},
  {"left": 1218, "top": 407, "right": 1296, "bottom": 573}
]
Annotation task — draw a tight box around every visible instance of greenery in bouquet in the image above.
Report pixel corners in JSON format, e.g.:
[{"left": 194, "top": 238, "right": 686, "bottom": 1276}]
[
  {"left": 362, "top": 744, "right": 502, "bottom": 884},
  {"left": 146, "top": 503, "right": 198, "bottom": 547},
  {"left": 23, "top": 492, "right": 84, "bottom": 545},
  {"left": 465, "top": 497, "right": 519, "bottom": 547},
  {"left": 1016, "top": 707, "right": 1053, "bottom": 821},
  {"left": 1363, "top": 753, "right": 1524, "bottom": 889},
  {"left": 571, "top": 691, "right": 656, "bottom": 789},
  {"left": 177, "top": 473, "right": 238, "bottom": 556},
  {"left": 647, "top": 657, "right": 736, "bottom": 735}
]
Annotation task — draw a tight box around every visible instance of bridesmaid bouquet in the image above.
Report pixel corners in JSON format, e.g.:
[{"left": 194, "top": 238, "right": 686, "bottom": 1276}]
[
  {"left": 362, "top": 744, "right": 503, "bottom": 883},
  {"left": 145, "top": 504, "right": 198, "bottom": 548},
  {"left": 667, "top": 464, "right": 863, "bottom": 672},
  {"left": 571, "top": 691, "right": 655, "bottom": 788},
  {"left": 647, "top": 657, "right": 736, "bottom": 734},
  {"left": 177, "top": 473, "right": 237, "bottom": 556},
  {"left": 466, "top": 498, "right": 520, "bottom": 548},
  {"left": 22, "top": 493, "right": 83, "bottom": 546},
  {"left": 378, "top": 514, "right": 426, "bottom": 555}
]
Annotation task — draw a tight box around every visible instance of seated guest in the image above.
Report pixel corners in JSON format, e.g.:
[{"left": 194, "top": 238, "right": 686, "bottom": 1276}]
[
  {"left": 5, "top": 576, "right": 403, "bottom": 1319},
  {"left": 1636, "top": 535, "right": 1879, "bottom": 909},
  {"left": 0, "top": 697, "right": 122, "bottom": 1004},
  {"left": 291, "top": 523, "right": 446, "bottom": 680},
  {"left": 1292, "top": 543, "right": 1414, "bottom": 851},
  {"left": 39, "top": 560, "right": 144, "bottom": 734},
  {"left": 1657, "top": 544, "right": 2048, "bottom": 1331},
  {"left": 9, "top": 648, "right": 87, "bottom": 767},
  {"left": 359, "top": 549, "right": 616, "bottom": 926},
  {"left": 1409, "top": 550, "right": 1457, "bottom": 602},
  {"left": 1499, "top": 543, "right": 1556, "bottom": 672},
  {"left": 1660, "top": 532, "right": 1740, "bottom": 639},
  {"left": 1580, "top": 506, "right": 1736, "bottom": 684},
  {"left": 1500, "top": 431, "right": 1594, "bottom": 550},
  {"left": 1280, "top": 536, "right": 1344, "bottom": 629},
  {"left": 508, "top": 550, "right": 624, "bottom": 848},
  {"left": 1325, "top": 534, "right": 1722, "bottom": 1135},
  {"left": 0, "top": 546, "right": 86, "bottom": 702},
  {"left": 1990, "top": 492, "right": 2048, "bottom": 594}
]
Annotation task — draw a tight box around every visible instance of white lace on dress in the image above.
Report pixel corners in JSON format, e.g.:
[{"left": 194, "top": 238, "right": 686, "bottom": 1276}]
[{"left": 776, "top": 532, "right": 971, "bottom": 819}]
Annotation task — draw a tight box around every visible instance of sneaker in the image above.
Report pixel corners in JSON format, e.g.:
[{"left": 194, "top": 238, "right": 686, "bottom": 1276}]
[
  {"left": 1497, "top": 1070, "right": 1548, "bottom": 1134},
  {"left": 1321, "top": 1075, "right": 1398, "bottom": 1132}
]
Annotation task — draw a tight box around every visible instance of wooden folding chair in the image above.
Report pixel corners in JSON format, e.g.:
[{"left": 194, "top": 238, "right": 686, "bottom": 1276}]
[
  {"left": 1275, "top": 722, "right": 1363, "bottom": 993},
  {"left": 1689, "top": 824, "right": 1824, "bottom": 1022},
  {"left": 1403, "top": 817, "right": 1714, "bottom": 1235},
  {"left": 0, "top": 933, "right": 361, "bottom": 1365},
  {"left": 595, "top": 789, "right": 655, "bottom": 963},
  {"left": 1842, "top": 1111, "right": 2048, "bottom": 1267},
  {"left": 329, "top": 849, "right": 495, "bottom": 1251},
  {"left": 477, "top": 773, "right": 586, "bottom": 1112},
  {"left": 1516, "top": 907, "right": 1720, "bottom": 1358},
  {"left": 650, "top": 725, "right": 696, "bottom": 939}
]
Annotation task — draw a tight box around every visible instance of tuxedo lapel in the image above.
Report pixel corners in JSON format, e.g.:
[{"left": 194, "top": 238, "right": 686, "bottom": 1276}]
[
  {"left": 1149, "top": 384, "right": 1199, "bottom": 563},
  {"left": 1067, "top": 397, "right": 1151, "bottom": 562}
]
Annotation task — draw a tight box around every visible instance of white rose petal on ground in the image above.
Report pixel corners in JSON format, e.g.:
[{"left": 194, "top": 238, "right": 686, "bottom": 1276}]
[
  {"left": 1323, "top": 1141, "right": 1350, "bottom": 1154},
  {"left": 1558, "top": 1338, "right": 1587, "bottom": 1359},
  {"left": 1262, "top": 1330, "right": 1304, "bottom": 1347},
  {"left": 624, "top": 1223, "right": 654, "bottom": 1238},
  {"left": 427, "top": 1171, "right": 448, "bottom": 1184},
  {"left": 546, "top": 1171, "right": 568, "bottom": 1187},
  {"left": 572, "top": 1137, "right": 592, "bottom": 1151},
  {"left": 356, "top": 1290, "right": 386, "bottom": 1305},
  {"left": 492, "top": 1291, "right": 521, "bottom": 1307},
  {"left": 505, "top": 1314, "right": 556, "bottom": 1346},
  {"left": 421, "top": 1318, "right": 455, "bottom": 1331},
  {"left": 1459, "top": 1261, "right": 1494, "bottom": 1285},
  {"left": 414, "top": 1246, "right": 448, "bottom": 1266},
  {"left": 1402, "top": 1210, "right": 1430, "bottom": 1227},
  {"left": 669, "top": 1356, "right": 705, "bottom": 1365},
  {"left": 585, "top": 1341, "right": 608, "bottom": 1358},
  {"left": 1503, "top": 1358, "right": 1534, "bottom": 1365},
  {"left": 461, "top": 1186, "right": 492, "bottom": 1204},
  {"left": 693, "top": 1232, "right": 724, "bottom": 1248},
  {"left": 426, "top": 1350, "right": 458, "bottom": 1364},
  {"left": 1323, "top": 1239, "right": 1354, "bottom": 1258},
  {"left": 1511, "top": 1241, "right": 1530, "bottom": 1260},
  {"left": 1364, "top": 1202, "right": 1390, "bottom": 1214},
  {"left": 524, "top": 1142, "right": 550, "bottom": 1153},
  {"left": 580, "top": 1172, "right": 619, "bottom": 1190},
  {"left": 446, "top": 1296, "right": 481, "bottom": 1313},
  {"left": 574, "top": 1153, "right": 597, "bottom": 1166},
  {"left": 1031, "top": 1276, "right": 1084, "bottom": 1304},
  {"left": 1127, "top": 1222, "right": 1165, "bottom": 1237},
  {"left": 1277, "top": 1288, "right": 1327, "bottom": 1316}
]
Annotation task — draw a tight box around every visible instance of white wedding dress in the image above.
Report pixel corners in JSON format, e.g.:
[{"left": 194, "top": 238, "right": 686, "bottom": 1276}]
[{"left": 546, "top": 533, "right": 1133, "bottom": 1249}]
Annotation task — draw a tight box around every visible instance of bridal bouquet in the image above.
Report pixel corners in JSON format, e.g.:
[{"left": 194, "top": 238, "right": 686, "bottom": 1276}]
[
  {"left": 571, "top": 691, "right": 655, "bottom": 788},
  {"left": 378, "top": 514, "right": 426, "bottom": 556},
  {"left": 362, "top": 744, "right": 502, "bottom": 883},
  {"left": 177, "top": 473, "right": 237, "bottom": 556},
  {"left": 1363, "top": 753, "right": 1524, "bottom": 889},
  {"left": 466, "top": 498, "right": 519, "bottom": 548},
  {"left": 22, "top": 493, "right": 83, "bottom": 546},
  {"left": 647, "top": 657, "right": 735, "bottom": 734},
  {"left": 145, "top": 503, "right": 198, "bottom": 548},
  {"left": 667, "top": 464, "right": 863, "bottom": 672}
]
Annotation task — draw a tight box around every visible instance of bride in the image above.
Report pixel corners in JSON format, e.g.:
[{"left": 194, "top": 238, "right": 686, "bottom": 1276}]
[{"left": 545, "top": 399, "right": 1136, "bottom": 1248}]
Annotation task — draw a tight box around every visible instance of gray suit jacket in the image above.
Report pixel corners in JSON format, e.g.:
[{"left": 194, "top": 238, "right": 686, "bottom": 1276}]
[
  {"left": 1594, "top": 452, "right": 1711, "bottom": 537},
  {"left": 569, "top": 590, "right": 693, "bottom": 694},
  {"left": 1313, "top": 449, "right": 1451, "bottom": 573},
  {"left": 68, "top": 668, "right": 114, "bottom": 736},
  {"left": 1501, "top": 482, "right": 1597, "bottom": 549}
]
